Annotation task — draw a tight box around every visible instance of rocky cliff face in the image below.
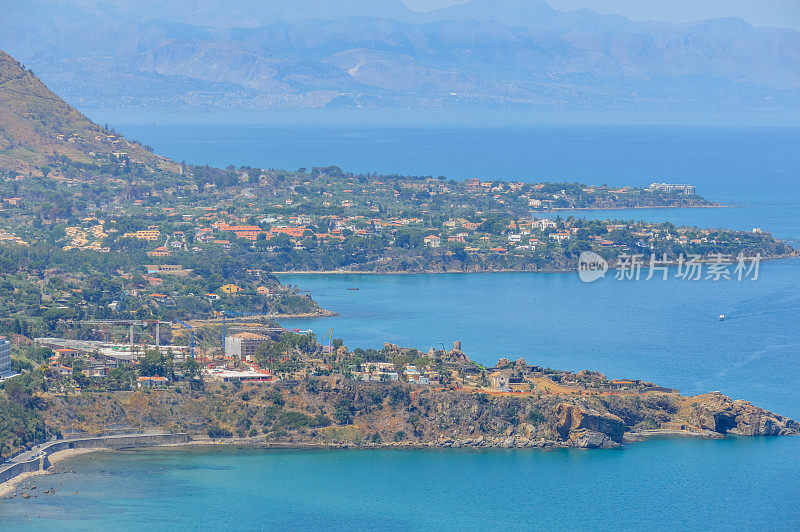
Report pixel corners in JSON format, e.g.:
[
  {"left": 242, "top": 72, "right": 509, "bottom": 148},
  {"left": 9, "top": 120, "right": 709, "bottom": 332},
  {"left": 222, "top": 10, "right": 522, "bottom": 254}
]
[
  {"left": 677, "top": 393, "right": 800, "bottom": 437},
  {"left": 555, "top": 403, "right": 626, "bottom": 448},
  {"left": 40, "top": 382, "right": 798, "bottom": 451}
]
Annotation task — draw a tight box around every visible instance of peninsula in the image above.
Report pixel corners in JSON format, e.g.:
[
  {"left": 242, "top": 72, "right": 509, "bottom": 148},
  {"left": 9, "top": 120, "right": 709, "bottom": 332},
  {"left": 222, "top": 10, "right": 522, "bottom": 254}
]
[
  {"left": 3, "top": 49, "right": 791, "bottom": 282},
  {"left": 1, "top": 47, "right": 792, "bottom": 345},
  {"left": 1, "top": 336, "right": 796, "bottom": 484},
  {"left": 1, "top": 48, "right": 799, "bottom": 492}
]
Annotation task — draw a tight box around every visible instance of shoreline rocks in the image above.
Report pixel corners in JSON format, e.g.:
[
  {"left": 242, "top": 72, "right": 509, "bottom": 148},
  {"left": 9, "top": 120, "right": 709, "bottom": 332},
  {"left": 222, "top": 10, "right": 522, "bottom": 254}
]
[{"left": 678, "top": 393, "right": 800, "bottom": 436}]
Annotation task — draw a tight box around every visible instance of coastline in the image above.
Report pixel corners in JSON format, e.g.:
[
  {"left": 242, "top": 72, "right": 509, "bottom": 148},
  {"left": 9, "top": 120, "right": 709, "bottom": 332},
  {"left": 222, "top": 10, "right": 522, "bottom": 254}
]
[
  {"left": 272, "top": 254, "right": 798, "bottom": 275},
  {"left": 0, "top": 448, "right": 95, "bottom": 498},
  {"left": 274, "top": 269, "right": 578, "bottom": 275},
  {"left": 1, "top": 425, "right": 795, "bottom": 498},
  {"left": 539, "top": 204, "right": 731, "bottom": 211},
  {"left": 187, "top": 310, "right": 339, "bottom": 325},
  {"left": 0, "top": 433, "right": 190, "bottom": 498},
  {"left": 269, "top": 311, "right": 339, "bottom": 318},
  {"left": 170, "top": 429, "right": 733, "bottom": 449}
]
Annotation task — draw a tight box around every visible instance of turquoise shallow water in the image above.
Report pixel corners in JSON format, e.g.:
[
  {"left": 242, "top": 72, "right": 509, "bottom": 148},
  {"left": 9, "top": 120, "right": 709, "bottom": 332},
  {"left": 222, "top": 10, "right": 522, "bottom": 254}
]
[
  {"left": 3, "top": 439, "right": 800, "bottom": 531},
  {"left": 3, "top": 118, "right": 800, "bottom": 528}
]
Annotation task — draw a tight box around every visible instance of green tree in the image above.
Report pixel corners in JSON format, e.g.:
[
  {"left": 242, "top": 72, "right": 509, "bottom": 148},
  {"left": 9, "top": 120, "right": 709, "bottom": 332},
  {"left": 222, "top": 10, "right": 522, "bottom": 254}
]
[
  {"left": 181, "top": 357, "right": 201, "bottom": 380},
  {"left": 139, "top": 350, "right": 168, "bottom": 377}
]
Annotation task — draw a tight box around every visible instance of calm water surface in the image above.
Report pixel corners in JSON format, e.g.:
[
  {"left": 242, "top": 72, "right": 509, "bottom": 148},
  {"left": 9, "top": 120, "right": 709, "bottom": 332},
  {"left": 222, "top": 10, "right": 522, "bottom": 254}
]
[
  {"left": 2, "top": 440, "right": 799, "bottom": 531},
  {"left": 89, "top": 112, "right": 800, "bottom": 239}
]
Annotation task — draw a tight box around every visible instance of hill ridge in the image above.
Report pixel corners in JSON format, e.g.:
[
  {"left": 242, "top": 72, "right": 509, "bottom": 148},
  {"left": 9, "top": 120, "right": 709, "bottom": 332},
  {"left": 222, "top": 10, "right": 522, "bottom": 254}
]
[{"left": 0, "top": 50, "right": 179, "bottom": 176}]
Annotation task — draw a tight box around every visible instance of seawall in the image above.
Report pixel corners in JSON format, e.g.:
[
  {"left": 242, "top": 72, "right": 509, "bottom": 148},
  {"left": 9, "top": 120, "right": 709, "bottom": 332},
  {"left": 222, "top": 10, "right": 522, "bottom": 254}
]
[{"left": 0, "top": 433, "right": 189, "bottom": 486}]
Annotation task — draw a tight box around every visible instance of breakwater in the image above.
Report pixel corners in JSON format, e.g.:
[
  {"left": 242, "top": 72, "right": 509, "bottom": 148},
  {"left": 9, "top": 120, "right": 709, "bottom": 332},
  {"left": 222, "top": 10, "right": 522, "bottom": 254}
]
[{"left": 0, "top": 433, "right": 189, "bottom": 486}]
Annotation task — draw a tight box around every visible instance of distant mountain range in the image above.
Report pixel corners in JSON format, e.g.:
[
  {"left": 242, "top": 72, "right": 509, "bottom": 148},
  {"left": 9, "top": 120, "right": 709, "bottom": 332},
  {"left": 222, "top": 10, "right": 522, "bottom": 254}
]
[{"left": 3, "top": 0, "right": 800, "bottom": 111}]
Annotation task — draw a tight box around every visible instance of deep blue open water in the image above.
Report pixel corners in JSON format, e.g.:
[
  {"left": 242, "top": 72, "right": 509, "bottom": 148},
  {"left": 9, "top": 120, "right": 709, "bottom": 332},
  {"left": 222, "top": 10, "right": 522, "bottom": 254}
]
[
  {"left": 279, "top": 262, "right": 800, "bottom": 419},
  {"left": 2, "top": 114, "right": 799, "bottom": 529}
]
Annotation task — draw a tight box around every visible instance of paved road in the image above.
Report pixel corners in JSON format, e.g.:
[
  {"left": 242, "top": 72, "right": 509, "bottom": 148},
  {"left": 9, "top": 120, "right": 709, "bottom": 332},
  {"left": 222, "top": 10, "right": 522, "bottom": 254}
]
[
  {"left": 1, "top": 441, "right": 53, "bottom": 473},
  {"left": 2, "top": 433, "right": 155, "bottom": 472},
  {"left": 1, "top": 432, "right": 189, "bottom": 488}
]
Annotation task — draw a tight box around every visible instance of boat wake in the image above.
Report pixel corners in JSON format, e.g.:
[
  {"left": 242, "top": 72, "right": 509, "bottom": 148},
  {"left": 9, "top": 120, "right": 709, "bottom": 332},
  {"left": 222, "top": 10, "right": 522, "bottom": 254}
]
[{"left": 723, "top": 306, "right": 800, "bottom": 320}]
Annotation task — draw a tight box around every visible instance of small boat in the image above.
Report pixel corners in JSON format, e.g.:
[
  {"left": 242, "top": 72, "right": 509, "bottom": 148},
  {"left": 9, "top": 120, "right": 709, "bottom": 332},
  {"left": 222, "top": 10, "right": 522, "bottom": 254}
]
[
  {"left": 347, "top": 287, "right": 359, "bottom": 291},
  {"left": 718, "top": 314, "right": 726, "bottom": 321}
]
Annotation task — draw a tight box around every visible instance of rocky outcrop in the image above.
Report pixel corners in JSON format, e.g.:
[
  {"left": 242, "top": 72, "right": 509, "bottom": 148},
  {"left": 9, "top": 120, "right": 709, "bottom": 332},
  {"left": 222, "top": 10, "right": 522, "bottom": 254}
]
[
  {"left": 40, "top": 381, "right": 798, "bottom": 453},
  {"left": 568, "top": 429, "right": 619, "bottom": 449},
  {"left": 677, "top": 393, "right": 800, "bottom": 436},
  {"left": 555, "top": 403, "right": 626, "bottom": 447}
]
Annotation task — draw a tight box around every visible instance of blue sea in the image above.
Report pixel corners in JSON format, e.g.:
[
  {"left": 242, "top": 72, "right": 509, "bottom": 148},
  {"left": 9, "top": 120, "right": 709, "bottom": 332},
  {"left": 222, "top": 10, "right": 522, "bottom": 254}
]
[
  {"left": 2, "top": 113, "right": 799, "bottom": 530},
  {"left": 3, "top": 440, "right": 800, "bottom": 530}
]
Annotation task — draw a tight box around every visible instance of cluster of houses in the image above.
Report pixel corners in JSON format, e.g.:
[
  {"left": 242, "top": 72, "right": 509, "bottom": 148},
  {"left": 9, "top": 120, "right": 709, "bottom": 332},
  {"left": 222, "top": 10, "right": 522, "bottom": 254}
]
[
  {"left": 32, "top": 334, "right": 264, "bottom": 391},
  {"left": 353, "top": 362, "right": 442, "bottom": 386},
  {"left": 99, "top": 208, "right": 568, "bottom": 256},
  {"left": 63, "top": 219, "right": 110, "bottom": 252},
  {"left": 0, "top": 228, "right": 28, "bottom": 246},
  {"left": 52, "top": 174, "right": 724, "bottom": 261},
  {"left": 22, "top": 330, "right": 681, "bottom": 398},
  {"left": 421, "top": 217, "right": 725, "bottom": 254},
  {"left": 42, "top": 346, "right": 118, "bottom": 381}
]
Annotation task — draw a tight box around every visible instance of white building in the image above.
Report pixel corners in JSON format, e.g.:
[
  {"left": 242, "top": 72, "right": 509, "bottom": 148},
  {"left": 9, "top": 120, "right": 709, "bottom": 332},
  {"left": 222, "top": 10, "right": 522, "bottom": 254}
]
[
  {"left": 205, "top": 369, "right": 274, "bottom": 383},
  {"left": 423, "top": 235, "right": 441, "bottom": 247},
  {"left": 364, "top": 362, "right": 396, "bottom": 373},
  {"left": 0, "top": 336, "right": 12, "bottom": 376},
  {"left": 225, "top": 332, "right": 270, "bottom": 361},
  {"left": 533, "top": 219, "right": 557, "bottom": 231},
  {"left": 549, "top": 232, "right": 571, "bottom": 242},
  {"left": 354, "top": 371, "right": 399, "bottom": 382}
]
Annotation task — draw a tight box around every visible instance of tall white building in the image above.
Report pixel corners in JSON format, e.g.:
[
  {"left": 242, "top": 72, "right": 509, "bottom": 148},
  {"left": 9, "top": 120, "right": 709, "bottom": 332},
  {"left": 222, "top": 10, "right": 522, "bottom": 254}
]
[
  {"left": 0, "top": 336, "right": 11, "bottom": 376},
  {"left": 225, "top": 332, "right": 270, "bottom": 361}
]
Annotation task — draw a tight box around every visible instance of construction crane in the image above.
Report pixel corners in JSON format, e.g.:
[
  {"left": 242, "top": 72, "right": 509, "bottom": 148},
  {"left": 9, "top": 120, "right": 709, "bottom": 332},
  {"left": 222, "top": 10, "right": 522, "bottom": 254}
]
[
  {"left": 66, "top": 319, "right": 155, "bottom": 346},
  {"left": 216, "top": 310, "right": 283, "bottom": 346},
  {"left": 173, "top": 320, "right": 195, "bottom": 359},
  {"left": 320, "top": 328, "right": 334, "bottom": 359},
  {"left": 217, "top": 310, "right": 255, "bottom": 341}
]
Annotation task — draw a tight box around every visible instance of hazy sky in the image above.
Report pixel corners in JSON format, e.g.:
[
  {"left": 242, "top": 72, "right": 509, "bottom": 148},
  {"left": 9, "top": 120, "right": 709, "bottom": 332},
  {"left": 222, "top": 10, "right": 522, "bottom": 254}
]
[{"left": 402, "top": 0, "right": 800, "bottom": 29}]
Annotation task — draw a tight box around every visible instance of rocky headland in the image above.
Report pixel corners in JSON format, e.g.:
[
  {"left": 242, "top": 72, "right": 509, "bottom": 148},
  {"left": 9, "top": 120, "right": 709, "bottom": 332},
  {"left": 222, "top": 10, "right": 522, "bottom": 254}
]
[{"left": 38, "top": 361, "right": 798, "bottom": 451}]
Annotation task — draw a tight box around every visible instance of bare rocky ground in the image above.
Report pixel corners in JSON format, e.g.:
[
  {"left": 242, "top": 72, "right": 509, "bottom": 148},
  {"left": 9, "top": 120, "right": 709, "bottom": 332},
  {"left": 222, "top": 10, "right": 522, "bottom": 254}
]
[{"left": 41, "top": 381, "right": 799, "bottom": 450}]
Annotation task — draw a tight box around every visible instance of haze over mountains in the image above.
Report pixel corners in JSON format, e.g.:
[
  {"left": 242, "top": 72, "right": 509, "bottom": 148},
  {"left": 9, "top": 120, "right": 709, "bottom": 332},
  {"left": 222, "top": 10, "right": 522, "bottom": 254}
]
[
  {"left": 0, "top": 51, "right": 176, "bottom": 176},
  {"left": 3, "top": 0, "right": 800, "bottom": 111}
]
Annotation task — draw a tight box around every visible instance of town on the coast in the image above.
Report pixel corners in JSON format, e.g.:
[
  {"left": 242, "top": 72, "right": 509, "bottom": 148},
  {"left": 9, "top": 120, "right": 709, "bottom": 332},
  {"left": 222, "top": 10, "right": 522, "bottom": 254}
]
[
  {"left": 2, "top": 327, "right": 798, "bottom": 460},
  {"left": 1, "top": 47, "right": 799, "bottom": 493},
  {"left": 3, "top": 161, "right": 788, "bottom": 275}
]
